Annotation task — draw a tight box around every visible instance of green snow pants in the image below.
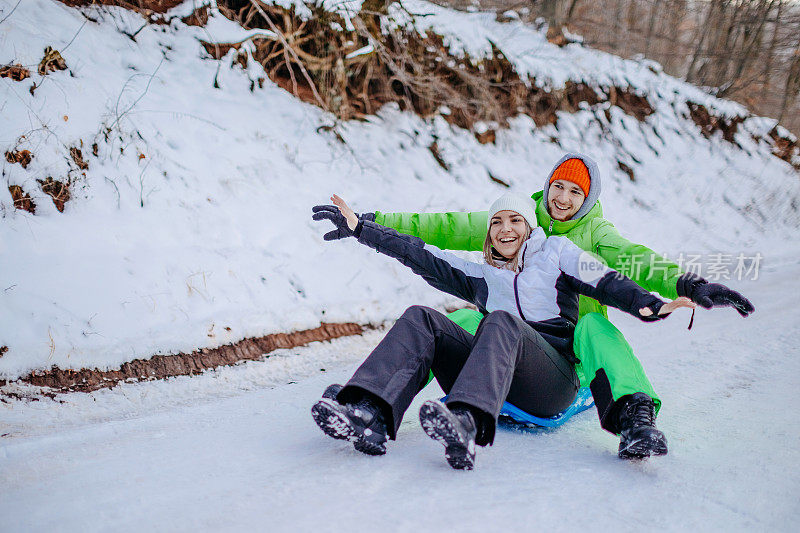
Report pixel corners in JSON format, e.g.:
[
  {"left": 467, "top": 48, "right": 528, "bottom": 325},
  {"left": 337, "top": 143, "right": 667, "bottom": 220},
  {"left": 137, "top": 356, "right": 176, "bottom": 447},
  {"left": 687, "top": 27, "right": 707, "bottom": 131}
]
[{"left": 441, "top": 309, "right": 661, "bottom": 433}]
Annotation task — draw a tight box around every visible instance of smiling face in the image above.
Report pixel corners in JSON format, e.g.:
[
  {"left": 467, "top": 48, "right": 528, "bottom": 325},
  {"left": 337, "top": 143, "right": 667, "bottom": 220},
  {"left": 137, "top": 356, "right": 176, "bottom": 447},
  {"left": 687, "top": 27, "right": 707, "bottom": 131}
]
[
  {"left": 547, "top": 179, "right": 586, "bottom": 221},
  {"left": 489, "top": 210, "right": 529, "bottom": 259}
]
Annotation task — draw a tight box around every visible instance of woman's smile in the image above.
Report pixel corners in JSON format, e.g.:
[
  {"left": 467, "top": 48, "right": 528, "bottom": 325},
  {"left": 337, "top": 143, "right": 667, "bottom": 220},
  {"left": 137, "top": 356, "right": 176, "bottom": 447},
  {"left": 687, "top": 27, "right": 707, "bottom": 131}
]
[{"left": 490, "top": 210, "right": 528, "bottom": 258}]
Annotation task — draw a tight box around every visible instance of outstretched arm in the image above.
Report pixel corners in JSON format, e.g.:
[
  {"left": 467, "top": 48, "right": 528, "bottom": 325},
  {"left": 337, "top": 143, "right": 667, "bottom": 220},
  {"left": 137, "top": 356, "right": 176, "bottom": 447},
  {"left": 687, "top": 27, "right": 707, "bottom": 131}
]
[
  {"left": 374, "top": 210, "right": 488, "bottom": 251},
  {"left": 315, "top": 195, "right": 489, "bottom": 309},
  {"left": 592, "top": 220, "right": 754, "bottom": 317},
  {"left": 555, "top": 237, "right": 695, "bottom": 321}
]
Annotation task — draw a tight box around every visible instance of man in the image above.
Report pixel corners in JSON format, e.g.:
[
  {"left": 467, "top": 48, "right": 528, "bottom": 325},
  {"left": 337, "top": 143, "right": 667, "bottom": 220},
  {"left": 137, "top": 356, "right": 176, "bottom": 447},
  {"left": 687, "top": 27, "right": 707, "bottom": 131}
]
[{"left": 313, "top": 153, "right": 754, "bottom": 458}]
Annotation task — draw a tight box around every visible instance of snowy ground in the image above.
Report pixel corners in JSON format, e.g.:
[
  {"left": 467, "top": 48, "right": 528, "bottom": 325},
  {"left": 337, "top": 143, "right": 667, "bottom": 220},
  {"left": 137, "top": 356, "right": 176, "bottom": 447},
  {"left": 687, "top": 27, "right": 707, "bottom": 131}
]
[
  {"left": 2, "top": 1, "right": 799, "bottom": 529},
  {"left": 2, "top": 0, "right": 799, "bottom": 380},
  {"left": 2, "top": 253, "right": 798, "bottom": 532}
]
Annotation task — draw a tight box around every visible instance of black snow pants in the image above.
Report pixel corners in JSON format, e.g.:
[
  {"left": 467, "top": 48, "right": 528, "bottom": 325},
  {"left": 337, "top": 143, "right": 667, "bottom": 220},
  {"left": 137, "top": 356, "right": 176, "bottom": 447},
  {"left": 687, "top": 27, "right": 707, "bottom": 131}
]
[{"left": 338, "top": 305, "right": 580, "bottom": 446}]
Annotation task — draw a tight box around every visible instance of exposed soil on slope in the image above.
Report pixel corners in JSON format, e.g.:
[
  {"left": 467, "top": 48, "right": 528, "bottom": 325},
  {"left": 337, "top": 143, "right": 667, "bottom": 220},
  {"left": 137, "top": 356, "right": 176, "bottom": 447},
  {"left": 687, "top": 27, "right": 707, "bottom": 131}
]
[{"left": 10, "top": 322, "right": 369, "bottom": 394}]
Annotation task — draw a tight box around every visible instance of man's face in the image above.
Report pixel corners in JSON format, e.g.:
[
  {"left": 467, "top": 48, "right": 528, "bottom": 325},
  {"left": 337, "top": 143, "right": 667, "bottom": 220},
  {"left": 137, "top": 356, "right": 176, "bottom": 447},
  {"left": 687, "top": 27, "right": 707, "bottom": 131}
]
[{"left": 547, "top": 179, "right": 586, "bottom": 221}]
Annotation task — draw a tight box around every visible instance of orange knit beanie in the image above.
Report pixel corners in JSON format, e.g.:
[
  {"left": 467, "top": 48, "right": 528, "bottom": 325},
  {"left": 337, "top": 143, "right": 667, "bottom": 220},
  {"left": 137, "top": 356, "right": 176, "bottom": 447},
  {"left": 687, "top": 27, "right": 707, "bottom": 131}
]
[{"left": 549, "top": 158, "right": 591, "bottom": 195}]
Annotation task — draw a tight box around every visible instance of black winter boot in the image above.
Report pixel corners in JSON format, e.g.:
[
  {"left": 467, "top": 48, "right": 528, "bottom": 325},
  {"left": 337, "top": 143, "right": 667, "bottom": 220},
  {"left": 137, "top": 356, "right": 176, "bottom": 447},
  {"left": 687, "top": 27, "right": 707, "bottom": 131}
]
[
  {"left": 616, "top": 393, "right": 668, "bottom": 459},
  {"left": 321, "top": 383, "right": 343, "bottom": 401},
  {"left": 419, "top": 400, "right": 478, "bottom": 470},
  {"left": 311, "top": 391, "right": 388, "bottom": 456}
]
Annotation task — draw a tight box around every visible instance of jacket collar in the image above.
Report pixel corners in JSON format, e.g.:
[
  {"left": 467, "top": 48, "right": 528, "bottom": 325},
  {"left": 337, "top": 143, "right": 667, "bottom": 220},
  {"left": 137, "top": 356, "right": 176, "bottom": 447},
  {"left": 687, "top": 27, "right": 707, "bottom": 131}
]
[{"left": 518, "top": 227, "right": 547, "bottom": 271}]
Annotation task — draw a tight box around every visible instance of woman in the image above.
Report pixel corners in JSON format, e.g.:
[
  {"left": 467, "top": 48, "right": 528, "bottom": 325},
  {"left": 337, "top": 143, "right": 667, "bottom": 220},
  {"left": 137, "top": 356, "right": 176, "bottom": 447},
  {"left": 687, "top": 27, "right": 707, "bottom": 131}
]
[{"left": 311, "top": 193, "right": 693, "bottom": 470}]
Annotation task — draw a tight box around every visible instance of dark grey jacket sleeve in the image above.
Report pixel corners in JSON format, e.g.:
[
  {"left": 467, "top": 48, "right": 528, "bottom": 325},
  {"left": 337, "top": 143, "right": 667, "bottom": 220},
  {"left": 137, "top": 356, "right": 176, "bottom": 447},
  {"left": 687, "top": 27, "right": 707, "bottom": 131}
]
[
  {"left": 354, "top": 220, "right": 489, "bottom": 311},
  {"left": 555, "top": 237, "right": 666, "bottom": 321}
]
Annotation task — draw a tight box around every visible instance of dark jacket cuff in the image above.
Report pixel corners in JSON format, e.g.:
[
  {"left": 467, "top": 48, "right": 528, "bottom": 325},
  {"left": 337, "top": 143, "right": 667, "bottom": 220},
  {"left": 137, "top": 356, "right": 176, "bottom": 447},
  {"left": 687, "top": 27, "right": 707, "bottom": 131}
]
[
  {"left": 353, "top": 219, "right": 365, "bottom": 238},
  {"left": 638, "top": 298, "right": 666, "bottom": 322}
]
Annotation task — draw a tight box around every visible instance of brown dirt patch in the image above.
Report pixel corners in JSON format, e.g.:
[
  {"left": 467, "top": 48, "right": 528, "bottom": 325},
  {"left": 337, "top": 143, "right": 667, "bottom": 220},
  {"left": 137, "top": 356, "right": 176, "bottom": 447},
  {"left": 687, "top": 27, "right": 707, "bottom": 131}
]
[
  {"left": 475, "top": 129, "right": 496, "bottom": 144},
  {"left": 617, "top": 161, "right": 635, "bottom": 181},
  {"left": 213, "top": 1, "right": 654, "bottom": 135},
  {"left": 607, "top": 86, "right": 654, "bottom": 121},
  {"left": 768, "top": 127, "right": 800, "bottom": 171},
  {"left": 0, "top": 64, "right": 30, "bottom": 82},
  {"left": 182, "top": 5, "right": 209, "bottom": 27},
  {"left": 428, "top": 141, "right": 450, "bottom": 171},
  {"left": 17, "top": 322, "right": 368, "bottom": 393},
  {"left": 5, "top": 149, "right": 33, "bottom": 168},
  {"left": 37, "top": 177, "right": 71, "bottom": 213},
  {"left": 58, "top": 0, "right": 183, "bottom": 14},
  {"left": 487, "top": 171, "right": 510, "bottom": 187},
  {"left": 8, "top": 185, "right": 35, "bottom": 213},
  {"left": 688, "top": 103, "right": 744, "bottom": 143},
  {"left": 0, "top": 346, "right": 7, "bottom": 358}
]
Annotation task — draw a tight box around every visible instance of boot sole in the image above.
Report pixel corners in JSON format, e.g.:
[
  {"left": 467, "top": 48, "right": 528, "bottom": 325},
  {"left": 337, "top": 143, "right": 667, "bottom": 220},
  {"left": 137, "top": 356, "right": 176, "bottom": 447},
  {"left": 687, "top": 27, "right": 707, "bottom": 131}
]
[
  {"left": 311, "top": 399, "right": 387, "bottom": 456},
  {"left": 311, "top": 399, "right": 355, "bottom": 441},
  {"left": 619, "top": 436, "right": 668, "bottom": 459},
  {"left": 419, "top": 401, "right": 475, "bottom": 470}
]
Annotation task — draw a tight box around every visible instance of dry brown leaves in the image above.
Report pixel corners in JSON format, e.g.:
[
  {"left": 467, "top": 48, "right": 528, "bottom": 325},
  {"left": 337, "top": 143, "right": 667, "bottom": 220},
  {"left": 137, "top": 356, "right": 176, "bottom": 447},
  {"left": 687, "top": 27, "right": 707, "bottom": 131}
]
[
  {"left": 5, "top": 150, "right": 33, "bottom": 169},
  {"left": 8, "top": 185, "right": 35, "bottom": 214},
  {"left": 70, "top": 147, "right": 89, "bottom": 170},
  {"left": 0, "top": 64, "right": 30, "bottom": 82},
  {"left": 38, "top": 47, "right": 67, "bottom": 76},
  {"left": 37, "top": 178, "right": 72, "bottom": 213}
]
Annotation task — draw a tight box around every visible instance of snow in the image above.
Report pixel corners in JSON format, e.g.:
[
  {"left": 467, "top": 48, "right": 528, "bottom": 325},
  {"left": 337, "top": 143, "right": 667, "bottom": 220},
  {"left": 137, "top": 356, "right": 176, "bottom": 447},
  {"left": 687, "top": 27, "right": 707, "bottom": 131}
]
[
  {"left": 2, "top": 260, "right": 799, "bottom": 530},
  {"left": 2, "top": 0, "right": 797, "bottom": 381},
  {"left": 0, "top": 1, "right": 799, "bottom": 527}
]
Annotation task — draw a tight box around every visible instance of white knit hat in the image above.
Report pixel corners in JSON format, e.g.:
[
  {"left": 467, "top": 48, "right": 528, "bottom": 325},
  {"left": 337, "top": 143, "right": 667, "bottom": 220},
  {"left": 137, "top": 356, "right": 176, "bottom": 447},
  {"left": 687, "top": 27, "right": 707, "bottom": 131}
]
[{"left": 487, "top": 193, "right": 537, "bottom": 228}]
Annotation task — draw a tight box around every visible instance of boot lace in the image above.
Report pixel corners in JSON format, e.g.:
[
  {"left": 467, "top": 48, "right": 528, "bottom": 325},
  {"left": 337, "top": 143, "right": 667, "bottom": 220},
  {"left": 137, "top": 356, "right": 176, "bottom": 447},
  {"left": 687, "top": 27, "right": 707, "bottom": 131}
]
[{"left": 626, "top": 398, "right": 655, "bottom": 429}]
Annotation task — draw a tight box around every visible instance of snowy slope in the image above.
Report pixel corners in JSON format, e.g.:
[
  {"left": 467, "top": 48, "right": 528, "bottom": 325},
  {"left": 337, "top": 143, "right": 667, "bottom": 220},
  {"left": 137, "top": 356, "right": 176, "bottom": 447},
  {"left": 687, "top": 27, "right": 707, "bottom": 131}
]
[
  {"left": 1, "top": 255, "right": 798, "bottom": 531},
  {"left": 1, "top": 0, "right": 799, "bottom": 380}
]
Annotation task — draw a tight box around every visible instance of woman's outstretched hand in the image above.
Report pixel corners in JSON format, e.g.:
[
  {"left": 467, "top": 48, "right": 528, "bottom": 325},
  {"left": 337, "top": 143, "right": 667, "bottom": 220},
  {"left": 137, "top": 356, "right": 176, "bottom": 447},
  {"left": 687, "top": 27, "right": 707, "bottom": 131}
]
[
  {"left": 312, "top": 195, "right": 362, "bottom": 240},
  {"left": 639, "top": 296, "right": 696, "bottom": 318},
  {"left": 331, "top": 194, "right": 358, "bottom": 231}
]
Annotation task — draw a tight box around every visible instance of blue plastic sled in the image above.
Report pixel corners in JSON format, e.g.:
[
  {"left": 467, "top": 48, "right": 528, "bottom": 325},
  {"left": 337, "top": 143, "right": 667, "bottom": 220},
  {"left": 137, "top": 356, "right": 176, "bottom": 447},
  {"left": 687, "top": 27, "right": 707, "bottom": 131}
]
[{"left": 442, "top": 387, "right": 594, "bottom": 428}]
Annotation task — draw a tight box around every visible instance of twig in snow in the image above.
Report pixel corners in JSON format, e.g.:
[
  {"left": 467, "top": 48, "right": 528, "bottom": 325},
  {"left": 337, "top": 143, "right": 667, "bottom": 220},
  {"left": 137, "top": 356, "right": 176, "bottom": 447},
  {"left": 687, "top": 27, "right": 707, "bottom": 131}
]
[
  {"left": 0, "top": 0, "right": 21, "bottom": 27},
  {"left": 110, "top": 56, "right": 165, "bottom": 133},
  {"left": 247, "top": 0, "right": 328, "bottom": 111},
  {"left": 137, "top": 159, "right": 152, "bottom": 207},
  {"left": 104, "top": 176, "right": 121, "bottom": 209}
]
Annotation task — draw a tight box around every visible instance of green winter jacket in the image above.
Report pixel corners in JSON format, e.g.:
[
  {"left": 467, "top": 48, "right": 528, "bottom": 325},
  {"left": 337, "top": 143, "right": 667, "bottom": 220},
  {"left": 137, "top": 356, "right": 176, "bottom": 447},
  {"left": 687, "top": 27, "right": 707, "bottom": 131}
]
[{"left": 374, "top": 190, "right": 682, "bottom": 319}]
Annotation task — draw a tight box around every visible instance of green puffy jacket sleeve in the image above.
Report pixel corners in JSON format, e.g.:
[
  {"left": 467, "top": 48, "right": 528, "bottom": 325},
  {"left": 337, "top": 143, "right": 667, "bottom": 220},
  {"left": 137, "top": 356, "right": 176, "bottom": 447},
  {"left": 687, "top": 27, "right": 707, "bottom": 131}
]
[
  {"left": 374, "top": 210, "right": 488, "bottom": 251},
  {"left": 591, "top": 219, "right": 681, "bottom": 299}
]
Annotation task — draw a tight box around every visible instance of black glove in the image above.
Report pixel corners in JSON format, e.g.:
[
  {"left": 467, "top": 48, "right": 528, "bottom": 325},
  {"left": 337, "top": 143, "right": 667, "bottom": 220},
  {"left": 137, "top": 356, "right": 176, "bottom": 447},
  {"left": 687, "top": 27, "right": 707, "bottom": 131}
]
[
  {"left": 311, "top": 205, "right": 375, "bottom": 241},
  {"left": 676, "top": 272, "right": 755, "bottom": 317}
]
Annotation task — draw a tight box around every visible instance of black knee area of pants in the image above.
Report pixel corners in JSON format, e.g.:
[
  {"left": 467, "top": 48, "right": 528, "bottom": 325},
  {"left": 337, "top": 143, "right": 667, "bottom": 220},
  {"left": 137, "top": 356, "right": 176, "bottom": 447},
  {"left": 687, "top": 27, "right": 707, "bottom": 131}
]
[{"left": 590, "top": 368, "right": 619, "bottom": 434}]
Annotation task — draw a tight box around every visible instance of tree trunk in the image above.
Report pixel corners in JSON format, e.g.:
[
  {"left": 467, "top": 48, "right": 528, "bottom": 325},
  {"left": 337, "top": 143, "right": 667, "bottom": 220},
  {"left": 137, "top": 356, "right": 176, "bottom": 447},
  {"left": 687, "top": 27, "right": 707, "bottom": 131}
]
[
  {"left": 761, "top": 0, "right": 782, "bottom": 98},
  {"left": 664, "top": 0, "right": 687, "bottom": 72},
  {"left": 778, "top": 36, "right": 800, "bottom": 123},
  {"left": 610, "top": 0, "right": 625, "bottom": 51},
  {"left": 686, "top": 0, "right": 720, "bottom": 83},
  {"left": 715, "top": 0, "right": 771, "bottom": 97},
  {"left": 541, "top": 0, "right": 572, "bottom": 43},
  {"left": 644, "top": 0, "right": 663, "bottom": 57}
]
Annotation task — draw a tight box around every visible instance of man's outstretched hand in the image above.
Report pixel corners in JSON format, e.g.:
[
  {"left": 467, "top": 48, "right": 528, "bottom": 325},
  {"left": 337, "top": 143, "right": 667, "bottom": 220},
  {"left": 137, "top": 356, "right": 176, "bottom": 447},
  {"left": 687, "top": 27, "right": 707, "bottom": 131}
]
[
  {"left": 676, "top": 273, "right": 755, "bottom": 317},
  {"left": 312, "top": 197, "right": 374, "bottom": 240}
]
